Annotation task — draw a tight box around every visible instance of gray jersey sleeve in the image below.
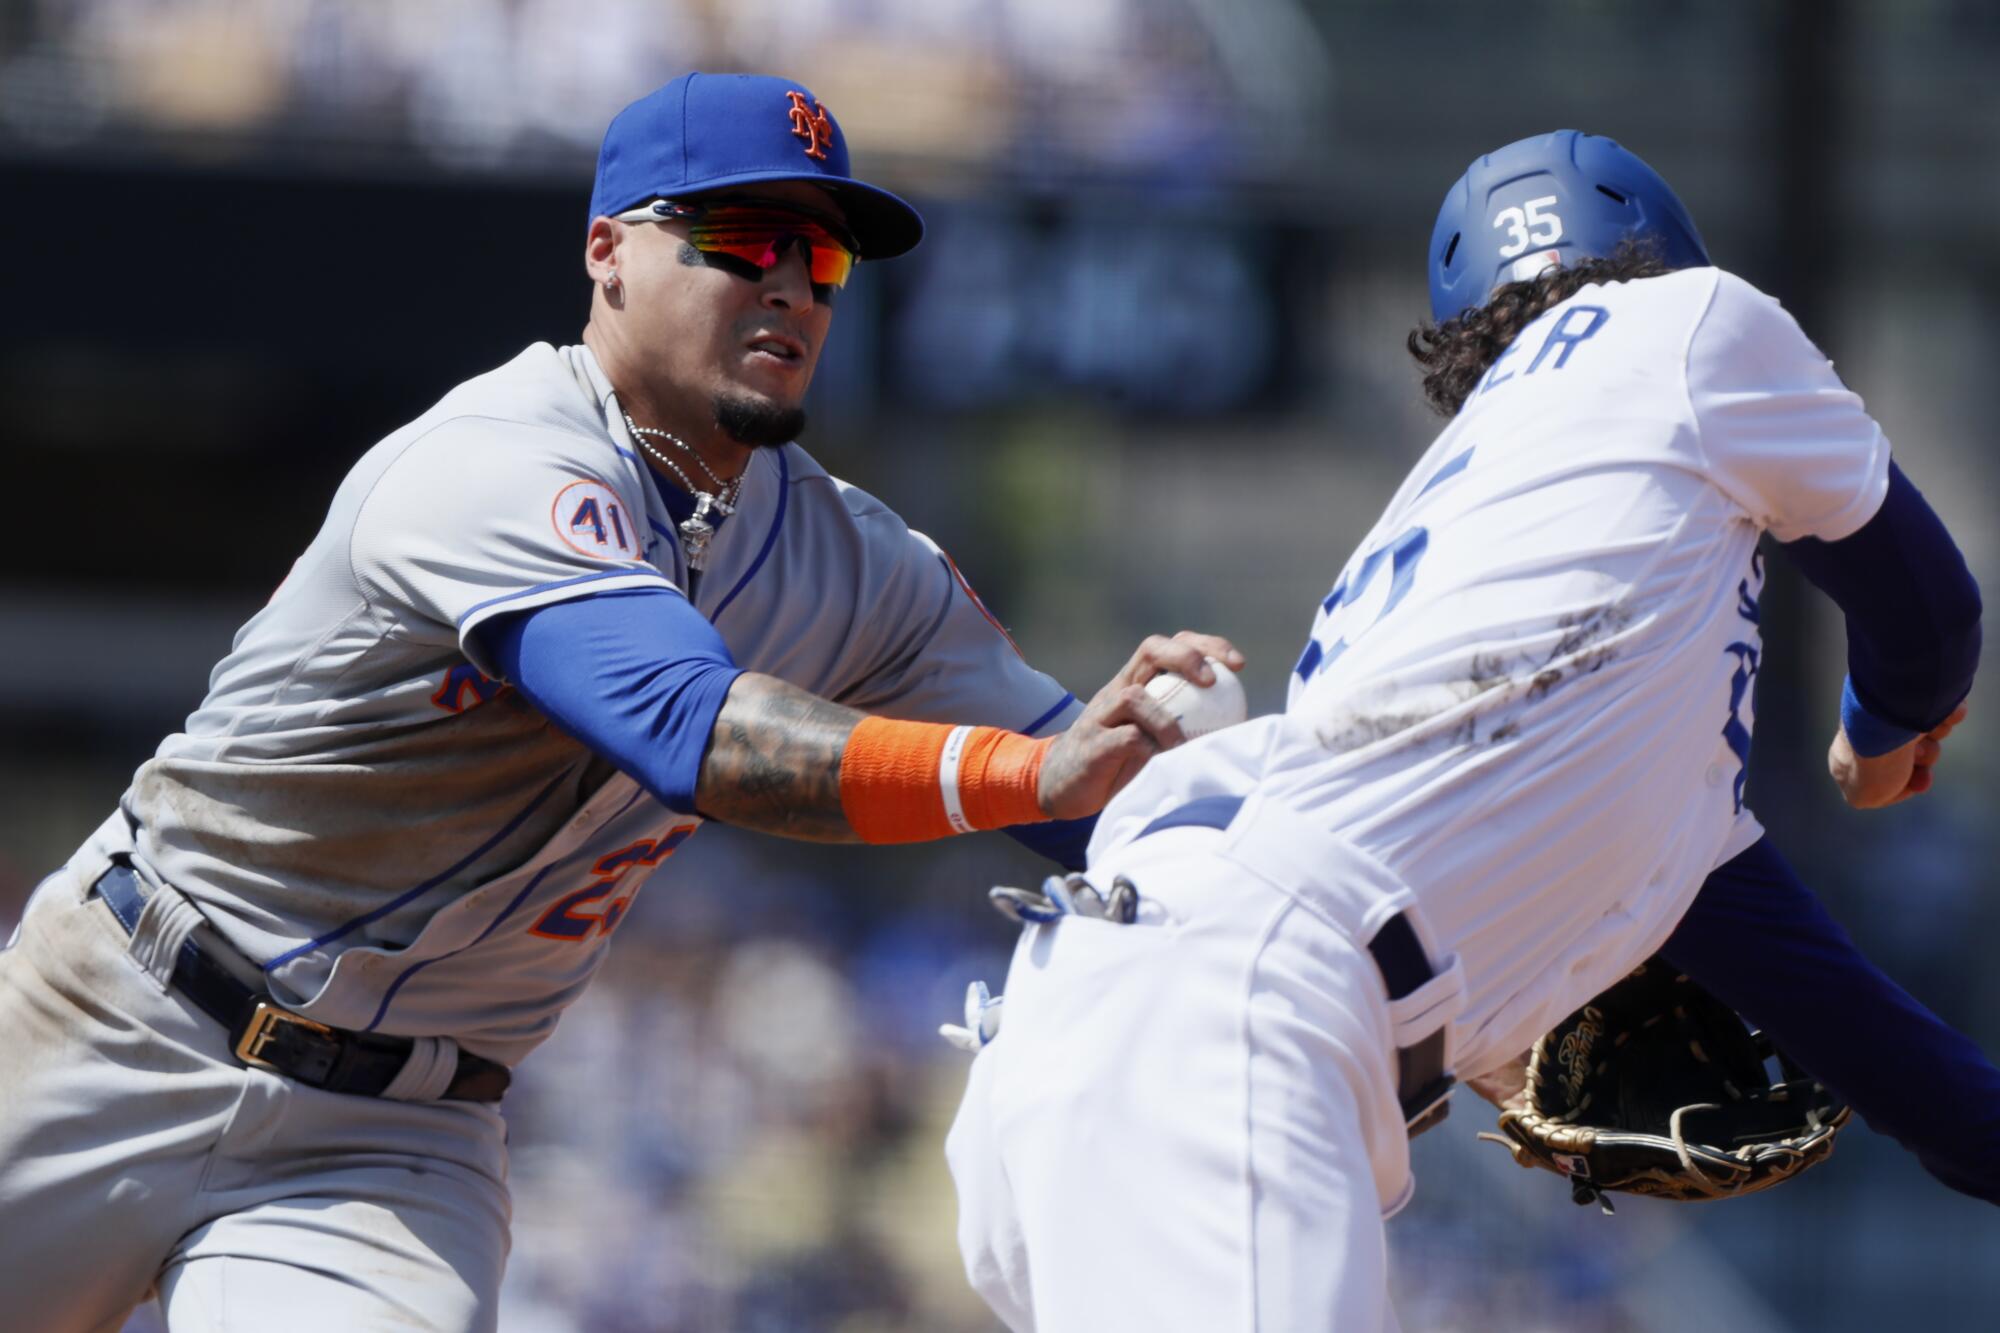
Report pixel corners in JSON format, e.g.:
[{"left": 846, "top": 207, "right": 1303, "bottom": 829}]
[
  {"left": 350, "top": 416, "right": 677, "bottom": 674},
  {"left": 830, "top": 499, "right": 1082, "bottom": 737}
]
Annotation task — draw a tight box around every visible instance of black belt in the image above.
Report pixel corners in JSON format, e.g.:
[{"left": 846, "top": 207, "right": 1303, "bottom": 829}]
[
  {"left": 93, "top": 864, "right": 510, "bottom": 1103},
  {"left": 1136, "top": 796, "right": 1455, "bottom": 1136}
]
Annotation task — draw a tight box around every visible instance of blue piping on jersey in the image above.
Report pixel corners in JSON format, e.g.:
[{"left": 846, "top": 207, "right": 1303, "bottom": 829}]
[
  {"left": 262, "top": 770, "right": 571, "bottom": 971},
  {"left": 711, "top": 447, "right": 791, "bottom": 624},
  {"left": 456, "top": 566, "right": 672, "bottom": 629},
  {"left": 364, "top": 863, "right": 557, "bottom": 1031},
  {"left": 361, "top": 783, "right": 652, "bottom": 1031},
  {"left": 1416, "top": 448, "right": 1473, "bottom": 498},
  {"left": 1020, "top": 692, "right": 1077, "bottom": 737},
  {"left": 614, "top": 447, "right": 644, "bottom": 469}
]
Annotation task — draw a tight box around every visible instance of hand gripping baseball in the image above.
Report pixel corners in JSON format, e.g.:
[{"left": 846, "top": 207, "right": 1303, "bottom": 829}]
[{"left": 1037, "top": 632, "right": 1245, "bottom": 821}]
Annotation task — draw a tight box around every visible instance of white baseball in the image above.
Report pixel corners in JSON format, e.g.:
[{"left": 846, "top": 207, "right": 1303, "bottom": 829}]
[{"left": 1144, "top": 658, "right": 1248, "bottom": 739}]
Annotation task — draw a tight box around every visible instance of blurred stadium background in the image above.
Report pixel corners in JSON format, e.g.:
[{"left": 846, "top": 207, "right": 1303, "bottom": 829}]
[{"left": 3, "top": 0, "right": 1998, "bottom": 1329}]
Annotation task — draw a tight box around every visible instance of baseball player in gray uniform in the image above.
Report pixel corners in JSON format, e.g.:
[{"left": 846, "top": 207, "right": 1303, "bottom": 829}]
[{"left": 0, "top": 72, "right": 1236, "bottom": 1332}]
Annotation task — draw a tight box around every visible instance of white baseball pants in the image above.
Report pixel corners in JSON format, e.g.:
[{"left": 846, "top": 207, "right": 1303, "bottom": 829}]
[
  {"left": 947, "top": 821, "right": 1427, "bottom": 1332},
  {"left": 0, "top": 870, "right": 510, "bottom": 1332}
]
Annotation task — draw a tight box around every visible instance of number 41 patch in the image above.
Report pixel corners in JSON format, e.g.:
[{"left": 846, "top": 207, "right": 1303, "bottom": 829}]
[{"left": 551, "top": 480, "right": 637, "bottom": 559}]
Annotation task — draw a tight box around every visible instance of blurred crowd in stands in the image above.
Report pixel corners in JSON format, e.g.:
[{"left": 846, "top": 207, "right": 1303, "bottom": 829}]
[{"left": 0, "top": 0, "right": 1327, "bottom": 184}]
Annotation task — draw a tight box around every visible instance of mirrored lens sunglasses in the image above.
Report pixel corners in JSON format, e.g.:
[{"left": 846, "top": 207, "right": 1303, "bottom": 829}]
[{"left": 615, "top": 198, "right": 858, "bottom": 289}]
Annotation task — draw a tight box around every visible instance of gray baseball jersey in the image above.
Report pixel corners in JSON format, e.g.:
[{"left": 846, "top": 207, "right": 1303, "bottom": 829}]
[{"left": 69, "top": 343, "right": 1079, "bottom": 1065}]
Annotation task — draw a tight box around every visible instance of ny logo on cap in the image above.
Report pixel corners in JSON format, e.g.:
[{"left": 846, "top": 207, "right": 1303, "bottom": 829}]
[{"left": 785, "top": 90, "right": 834, "bottom": 160}]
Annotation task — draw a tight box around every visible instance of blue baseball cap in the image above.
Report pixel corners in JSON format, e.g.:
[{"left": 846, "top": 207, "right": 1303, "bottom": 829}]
[{"left": 589, "top": 72, "right": 924, "bottom": 261}]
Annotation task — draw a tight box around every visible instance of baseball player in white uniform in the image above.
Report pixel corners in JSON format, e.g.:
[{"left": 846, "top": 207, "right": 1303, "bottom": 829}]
[
  {"left": 0, "top": 73, "right": 1237, "bottom": 1332},
  {"left": 945, "top": 131, "right": 1981, "bottom": 1331}
]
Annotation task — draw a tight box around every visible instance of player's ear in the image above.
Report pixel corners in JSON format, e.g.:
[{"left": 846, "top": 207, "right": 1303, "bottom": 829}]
[{"left": 584, "top": 217, "right": 622, "bottom": 289}]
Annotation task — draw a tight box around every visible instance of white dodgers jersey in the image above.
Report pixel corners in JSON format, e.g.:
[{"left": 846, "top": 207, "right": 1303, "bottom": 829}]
[
  {"left": 71, "top": 344, "right": 1078, "bottom": 1064},
  {"left": 1093, "top": 268, "right": 1890, "bottom": 1075}
]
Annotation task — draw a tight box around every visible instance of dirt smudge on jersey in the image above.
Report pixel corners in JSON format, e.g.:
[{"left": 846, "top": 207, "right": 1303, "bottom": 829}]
[{"left": 1315, "top": 601, "right": 1634, "bottom": 755}]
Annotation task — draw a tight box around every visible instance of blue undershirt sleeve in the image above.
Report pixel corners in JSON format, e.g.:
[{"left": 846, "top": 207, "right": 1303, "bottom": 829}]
[
  {"left": 1661, "top": 836, "right": 2000, "bottom": 1205},
  {"left": 476, "top": 588, "right": 744, "bottom": 816},
  {"left": 1781, "top": 462, "right": 1982, "bottom": 756},
  {"left": 1003, "top": 817, "right": 1096, "bottom": 872}
]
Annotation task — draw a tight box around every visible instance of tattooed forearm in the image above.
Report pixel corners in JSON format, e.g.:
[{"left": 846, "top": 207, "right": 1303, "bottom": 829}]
[{"left": 695, "top": 673, "right": 865, "bottom": 841}]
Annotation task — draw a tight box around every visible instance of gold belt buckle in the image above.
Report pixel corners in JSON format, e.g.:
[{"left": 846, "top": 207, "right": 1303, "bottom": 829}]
[{"left": 235, "top": 1000, "right": 335, "bottom": 1071}]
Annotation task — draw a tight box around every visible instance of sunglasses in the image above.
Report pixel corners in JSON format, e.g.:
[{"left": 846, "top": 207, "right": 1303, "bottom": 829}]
[{"left": 614, "top": 198, "right": 859, "bottom": 289}]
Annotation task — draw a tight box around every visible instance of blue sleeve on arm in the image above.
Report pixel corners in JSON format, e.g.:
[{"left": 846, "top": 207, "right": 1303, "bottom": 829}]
[
  {"left": 1003, "top": 816, "right": 1097, "bottom": 872},
  {"left": 1782, "top": 462, "right": 1982, "bottom": 756},
  {"left": 1661, "top": 837, "right": 2000, "bottom": 1204},
  {"left": 477, "top": 588, "right": 745, "bottom": 815}
]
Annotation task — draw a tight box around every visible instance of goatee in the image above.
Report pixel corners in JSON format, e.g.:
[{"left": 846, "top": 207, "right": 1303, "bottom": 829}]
[{"left": 715, "top": 394, "right": 806, "bottom": 447}]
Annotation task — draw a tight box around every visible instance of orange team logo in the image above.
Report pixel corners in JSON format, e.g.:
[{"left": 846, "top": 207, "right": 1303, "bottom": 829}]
[
  {"left": 785, "top": 90, "right": 834, "bottom": 160},
  {"left": 432, "top": 662, "right": 509, "bottom": 714},
  {"left": 944, "top": 551, "right": 1023, "bottom": 659}
]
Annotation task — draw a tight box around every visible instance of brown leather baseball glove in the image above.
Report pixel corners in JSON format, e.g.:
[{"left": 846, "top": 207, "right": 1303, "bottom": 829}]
[{"left": 1479, "top": 956, "right": 1851, "bottom": 1211}]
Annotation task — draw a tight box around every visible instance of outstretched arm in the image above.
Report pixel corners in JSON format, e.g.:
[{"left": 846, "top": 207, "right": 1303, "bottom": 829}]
[
  {"left": 1661, "top": 835, "right": 2000, "bottom": 1205},
  {"left": 695, "top": 633, "right": 1239, "bottom": 840},
  {"left": 482, "top": 587, "right": 1237, "bottom": 844}
]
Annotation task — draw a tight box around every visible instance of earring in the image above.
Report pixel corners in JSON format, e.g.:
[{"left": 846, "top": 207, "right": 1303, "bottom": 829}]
[{"left": 604, "top": 269, "right": 621, "bottom": 293}]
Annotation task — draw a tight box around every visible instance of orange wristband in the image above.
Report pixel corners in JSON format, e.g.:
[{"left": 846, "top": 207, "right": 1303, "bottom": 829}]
[
  {"left": 839, "top": 716, "right": 1052, "bottom": 844},
  {"left": 954, "top": 725, "right": 1052, "bottom": 831}
]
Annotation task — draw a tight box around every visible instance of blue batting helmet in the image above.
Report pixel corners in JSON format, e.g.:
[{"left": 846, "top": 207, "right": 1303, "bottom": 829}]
[{"left": 1427, "top": 129, "right": 1710, "bottom": 324}]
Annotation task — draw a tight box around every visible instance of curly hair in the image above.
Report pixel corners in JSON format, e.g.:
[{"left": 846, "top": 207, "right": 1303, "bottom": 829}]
[{"left": 1406, "top": 240, "right": 1673, "bottom": 418}]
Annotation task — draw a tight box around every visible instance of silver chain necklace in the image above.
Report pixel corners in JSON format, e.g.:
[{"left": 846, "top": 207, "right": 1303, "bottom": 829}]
[{"left": 621, "top": 412, "right": 743, "bottom": 570}]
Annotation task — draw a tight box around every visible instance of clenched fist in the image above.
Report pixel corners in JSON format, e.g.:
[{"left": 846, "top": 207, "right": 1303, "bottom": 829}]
[{"left": 1037, "top": 631, "right": 1246, "bottom": 821}]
